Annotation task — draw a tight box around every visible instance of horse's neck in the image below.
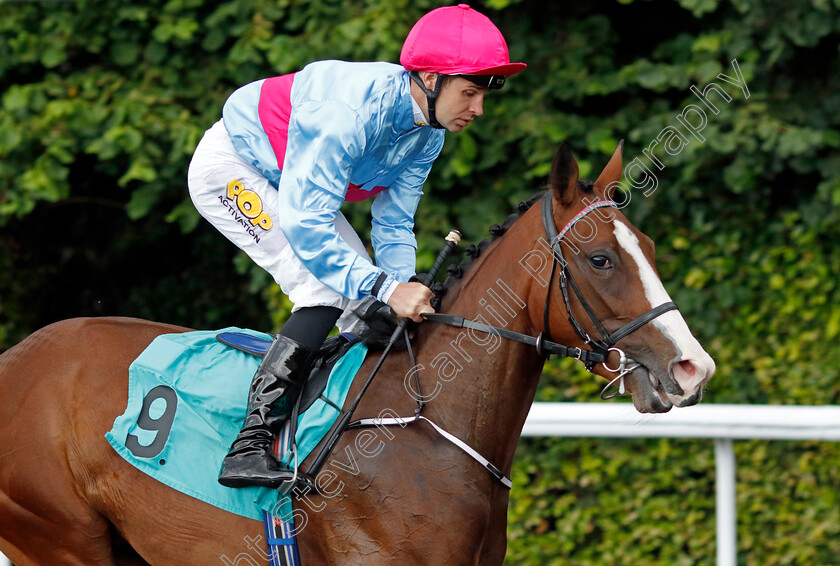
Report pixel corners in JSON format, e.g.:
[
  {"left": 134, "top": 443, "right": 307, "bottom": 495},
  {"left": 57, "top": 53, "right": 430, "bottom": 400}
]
[{"left": 414, "top": 214, "right": 546, "bottom": 469}]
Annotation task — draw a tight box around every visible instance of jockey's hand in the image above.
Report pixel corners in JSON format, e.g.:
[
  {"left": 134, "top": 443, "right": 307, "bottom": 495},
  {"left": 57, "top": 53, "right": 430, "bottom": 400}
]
[{"left": 386, "top": 282, "right": 435, "bottom": 323}]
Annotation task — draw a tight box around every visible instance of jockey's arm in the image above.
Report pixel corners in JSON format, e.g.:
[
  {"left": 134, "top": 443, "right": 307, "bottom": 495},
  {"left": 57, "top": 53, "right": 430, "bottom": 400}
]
[
  {"left": 275, "top": 99, "right": 387, "bottom": 302},
  {"left": 275, "top": 99, "right": 440, "bottom": 322},
  {"left": 370, "top": 135, "right": 444, "bottom": 320}
]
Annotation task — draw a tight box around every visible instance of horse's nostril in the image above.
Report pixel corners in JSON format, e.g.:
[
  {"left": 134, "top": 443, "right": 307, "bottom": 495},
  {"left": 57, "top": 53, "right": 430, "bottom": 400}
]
[
  {"left": 677, "top": 360, "right": 696, "bottom": 377},
  {"left": 671, "top": 358, "right": 710, "bottom": 399}
]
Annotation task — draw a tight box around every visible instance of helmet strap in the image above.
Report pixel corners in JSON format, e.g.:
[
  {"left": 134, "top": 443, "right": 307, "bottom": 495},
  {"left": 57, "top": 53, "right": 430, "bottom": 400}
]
[{"left": 409, "top": 71, "right": 445, "bottom": 129}]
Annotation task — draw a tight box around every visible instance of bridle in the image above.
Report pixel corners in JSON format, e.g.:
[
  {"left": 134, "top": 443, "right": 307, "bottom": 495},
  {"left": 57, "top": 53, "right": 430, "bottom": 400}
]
[
  {"left": 425, "top": 191, "right": 678, "bottom": 398},
  {"left": 539, "top": 191, "right": 678, "bottom": 394}
]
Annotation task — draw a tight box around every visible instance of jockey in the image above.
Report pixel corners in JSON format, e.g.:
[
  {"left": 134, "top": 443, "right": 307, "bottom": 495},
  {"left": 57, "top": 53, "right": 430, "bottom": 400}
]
[{"left": 187, "top": 4, "right": 525, "bottom": 489}]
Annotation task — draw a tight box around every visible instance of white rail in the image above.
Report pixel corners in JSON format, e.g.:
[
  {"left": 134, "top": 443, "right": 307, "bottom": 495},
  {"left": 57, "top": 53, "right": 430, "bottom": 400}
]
[{"left": 521, "top": 403, "right": 840, "bottom": 566}]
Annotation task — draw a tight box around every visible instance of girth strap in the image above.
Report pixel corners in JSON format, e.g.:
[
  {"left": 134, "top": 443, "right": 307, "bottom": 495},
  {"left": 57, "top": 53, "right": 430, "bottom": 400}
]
[
  {"left": 348, "top": 414, "right": 512, "bottom": 489},
  {"left": 422, "top": 313, "right": 607, "bottom": 364}
]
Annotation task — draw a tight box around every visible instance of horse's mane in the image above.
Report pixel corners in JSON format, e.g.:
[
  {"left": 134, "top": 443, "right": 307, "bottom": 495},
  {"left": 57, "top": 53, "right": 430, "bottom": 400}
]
[{"left": 432, "top": 180, "right": 595, "bottom": 308}]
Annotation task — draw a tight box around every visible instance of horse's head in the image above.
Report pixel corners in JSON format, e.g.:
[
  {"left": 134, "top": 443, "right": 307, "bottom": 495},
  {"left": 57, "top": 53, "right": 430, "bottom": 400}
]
[{"left": 535, "top": 141, "right": 715, "bottom": 413}]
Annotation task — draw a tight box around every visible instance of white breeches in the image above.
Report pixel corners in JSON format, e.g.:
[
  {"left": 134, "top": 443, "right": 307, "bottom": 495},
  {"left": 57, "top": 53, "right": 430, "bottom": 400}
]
[{"left": 187, "top": 120, "right": 366, "bottom": 331}]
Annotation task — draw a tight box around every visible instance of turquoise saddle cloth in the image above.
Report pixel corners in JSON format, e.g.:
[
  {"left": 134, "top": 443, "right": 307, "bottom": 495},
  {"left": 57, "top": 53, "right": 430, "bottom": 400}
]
[{"left": 105, "top": 328, "right": 367, "bottom": 521}]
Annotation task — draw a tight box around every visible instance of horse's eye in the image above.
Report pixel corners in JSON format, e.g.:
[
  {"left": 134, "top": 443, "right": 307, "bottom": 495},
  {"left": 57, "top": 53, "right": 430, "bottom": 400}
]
[{"left": 590, "top": 255, "right": 612, "bottom": 269}]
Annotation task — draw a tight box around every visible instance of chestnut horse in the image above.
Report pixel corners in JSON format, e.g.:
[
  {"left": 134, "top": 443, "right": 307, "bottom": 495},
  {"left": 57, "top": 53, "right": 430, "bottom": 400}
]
[{"left": 0, "top": 142, "right": 714, "bottom": 565}]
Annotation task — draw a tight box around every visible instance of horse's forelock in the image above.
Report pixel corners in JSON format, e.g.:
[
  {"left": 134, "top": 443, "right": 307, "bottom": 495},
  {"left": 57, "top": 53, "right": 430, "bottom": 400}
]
[{"left": 577, "top": 179, "right": 595, "bottom": 194}]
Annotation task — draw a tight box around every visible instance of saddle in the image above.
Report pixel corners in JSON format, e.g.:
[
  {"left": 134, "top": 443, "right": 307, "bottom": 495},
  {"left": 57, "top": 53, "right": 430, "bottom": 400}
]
[
  {"left": 216, "top": 330, "right": 357, "bottom": 418},
  {"left": 217, "top": 296, "right": 399, "bottom": 416}
]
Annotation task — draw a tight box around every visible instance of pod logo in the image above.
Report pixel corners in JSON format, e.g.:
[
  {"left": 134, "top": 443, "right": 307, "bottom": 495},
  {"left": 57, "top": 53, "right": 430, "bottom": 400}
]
[{"left": 226, "top": 179, "right": 273, "bottom": 231}]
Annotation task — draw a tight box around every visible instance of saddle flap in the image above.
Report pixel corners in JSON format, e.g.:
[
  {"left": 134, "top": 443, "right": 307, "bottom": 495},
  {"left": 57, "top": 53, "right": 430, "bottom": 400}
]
[
  {"left": 216, "top": 331, "right": 362, "bottom": 415},
  {"left": 297, "top": 333, "right": 360, "bottom": 414}
]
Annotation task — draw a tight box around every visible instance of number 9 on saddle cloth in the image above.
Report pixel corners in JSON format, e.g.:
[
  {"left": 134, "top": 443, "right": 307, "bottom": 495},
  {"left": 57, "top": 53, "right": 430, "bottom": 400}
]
[{"left": 105, "top": 296, "right": 396, "bottom": 522}]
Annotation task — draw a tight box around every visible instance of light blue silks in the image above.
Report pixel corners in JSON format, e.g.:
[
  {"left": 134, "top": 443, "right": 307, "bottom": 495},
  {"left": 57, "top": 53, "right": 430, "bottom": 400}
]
[
  {"left": 223, "top": 61, "right": 446, "bottom": 300},
  {"left": 105, "top": 328, "right": 367, "bottom": 521}
]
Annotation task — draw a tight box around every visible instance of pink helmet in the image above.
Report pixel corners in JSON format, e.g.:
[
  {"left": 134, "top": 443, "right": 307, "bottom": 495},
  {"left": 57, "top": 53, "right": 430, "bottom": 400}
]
[{"left": 401, "top": 4, "right": 526, "bottom": 85}]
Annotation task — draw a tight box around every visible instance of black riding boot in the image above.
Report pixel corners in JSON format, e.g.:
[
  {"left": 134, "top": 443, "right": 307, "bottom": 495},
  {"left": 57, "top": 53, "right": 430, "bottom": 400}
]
[{"left": 218, "top": 334, "right": 312, "bottom": 488}]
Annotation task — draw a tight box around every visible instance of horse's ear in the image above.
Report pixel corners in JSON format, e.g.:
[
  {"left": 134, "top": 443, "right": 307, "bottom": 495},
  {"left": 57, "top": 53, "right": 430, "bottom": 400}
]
[
  {"left": 549, "top": 141, "right": 579, "bottom": 206},
  {"left": 593, "top": 140, "right": 624, "bottom": 196}
]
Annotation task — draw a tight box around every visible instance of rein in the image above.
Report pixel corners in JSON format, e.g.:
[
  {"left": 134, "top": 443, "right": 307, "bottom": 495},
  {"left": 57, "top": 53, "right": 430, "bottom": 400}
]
[
  {"left": 421, "top": 313, "right": 605, "bottom": 365},
  {"left": 300, "top": 196, "right": 679, "bottom": 493},
  {"left": 426, "top": 192, "right": 679, "bottom": 399}
]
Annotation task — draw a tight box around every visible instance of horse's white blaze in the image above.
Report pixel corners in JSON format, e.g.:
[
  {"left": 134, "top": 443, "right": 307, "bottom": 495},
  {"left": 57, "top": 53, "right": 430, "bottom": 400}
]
[{"left": 613, "top": 220, "right": 715, "bottom": 402}]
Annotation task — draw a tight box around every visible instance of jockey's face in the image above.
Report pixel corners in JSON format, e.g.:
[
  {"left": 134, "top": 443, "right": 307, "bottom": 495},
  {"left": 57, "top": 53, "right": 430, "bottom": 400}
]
[
  {"left": 437, "top": 77, "right": 488, "bottom": 132},
  {"left": 420, "top": 74, "right": 488, "bottom": 133}
]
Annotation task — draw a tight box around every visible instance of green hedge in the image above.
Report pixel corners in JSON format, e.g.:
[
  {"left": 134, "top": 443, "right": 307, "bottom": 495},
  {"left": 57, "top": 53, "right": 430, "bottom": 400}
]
[{"left": 1, "top": 0, "right": 838, "bottom": 563}]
